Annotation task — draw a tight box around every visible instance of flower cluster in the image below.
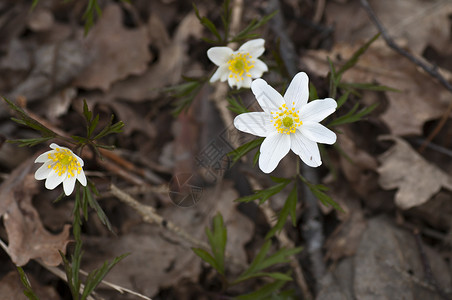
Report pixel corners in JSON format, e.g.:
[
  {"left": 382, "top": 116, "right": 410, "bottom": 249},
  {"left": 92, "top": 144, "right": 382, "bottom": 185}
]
[
  {"left": 34, "top": 143, "right": 87, "bottom": 195},
  {"left": 207, "top": 39, "right": 268, "bottom": 89},
  {"left": 234, "top": 72, "right": 337, "bottom": 173}
]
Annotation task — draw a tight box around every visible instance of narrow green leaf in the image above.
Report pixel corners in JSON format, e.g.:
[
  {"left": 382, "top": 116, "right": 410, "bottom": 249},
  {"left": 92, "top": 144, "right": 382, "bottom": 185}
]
[
  {"left": 337, "top": 33, "right": 380, "bottom": 77},
  {"left": 192, "top": 248, "right": 220, "bottom": 273},
  {"left": 235, "top": 178, "right": 291, "bottom": 204},
  {"left": 228, "top": 137, "right": 264, "bottom": 165},
  {"left": 265, "top": 184, "right": 298, "bottom": 239},
  {"left": 336, "top": 91, "right": 350, "bottom": 109},
  {"left": 309, "top": 82, "right": 318, "bottom": 101},
  {"left": 227, "top": 96, "right": 250, "bottom": 114},
  {"left": 31, "top": 0, "right": 39, "bottom": 10},
  {"left": 8, "top": 136, "right": 54, "bottom": 147},
  {"left": 16, "top": 267, "right": 40, "bottom": 300},
  {"left": 206, "top": 213, "right": 227, "bottom": 275},
  {"left": 328, "top": 102, "right": 378, "bottom": 127},
  {"left": 193, "top": 3, "right": 222, "bottom": 42},
  {"left": 235, "top": 279, "right": 287, "bottom": 300},
  {"left": 231, "top": 10, "right": 277, "bottom": 43}
]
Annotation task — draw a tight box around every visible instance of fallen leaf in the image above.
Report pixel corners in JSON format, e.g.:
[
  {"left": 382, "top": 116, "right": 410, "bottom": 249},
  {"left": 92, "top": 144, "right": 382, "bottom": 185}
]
[
  {"left": 325, "top": 0, "right": 452, "bottom": 55},
  {"left": 354, "top": 216, "right": 451, "bottom": 299},
  {"left": 302, "top": 41, "right": 450, "bottom": 135},
  {"left": 0, "top": 158, "right": 70, "bottom": 266},
  {"left": 74, "top": 4, "right": 151, "bottom": 91},
  {"left": 377, "top": 135, "right": 452, "bottom": 209}
]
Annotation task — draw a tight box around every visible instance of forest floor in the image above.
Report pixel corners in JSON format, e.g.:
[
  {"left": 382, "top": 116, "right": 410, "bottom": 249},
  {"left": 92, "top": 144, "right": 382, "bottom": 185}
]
[{"left": 0, "top": 0, "right": 452, "bottom": 299}]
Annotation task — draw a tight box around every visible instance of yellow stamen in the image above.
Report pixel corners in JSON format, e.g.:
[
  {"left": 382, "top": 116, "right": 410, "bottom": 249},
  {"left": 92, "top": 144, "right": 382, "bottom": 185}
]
[
  {"left": 47, "top": 148, "right": 82, "bottom": 178},
  {"left": 271, "top": 102, "right": 302, "bottom": 135},
  {"left": 227, "top": 52, "right": 255, "bottom": 82}
]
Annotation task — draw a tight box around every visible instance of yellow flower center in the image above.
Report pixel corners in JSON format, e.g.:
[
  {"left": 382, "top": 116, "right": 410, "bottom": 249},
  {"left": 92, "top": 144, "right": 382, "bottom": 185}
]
[
  {"left": 270, "top": 102, "right": 302, "bottom": 134},
  {"left": 47, "top": 147, "right": 82, "bottom": 178},
  {"left": 228, "top": 52, "right": 254, "bottom": 82}
]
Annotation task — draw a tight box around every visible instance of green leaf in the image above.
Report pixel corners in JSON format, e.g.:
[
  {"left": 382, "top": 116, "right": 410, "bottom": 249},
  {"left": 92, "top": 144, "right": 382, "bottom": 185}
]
[
  {"left": 309, "top": 82, "right": 318, "bottom": 101},
  {"left": 339, "top": 82, "right": 400, "bottom": 92},
  {"left": 206, "top": 213, "right": 227, "bottom": 275},
  {"left": 81, "top": 253, "right": 129, "bottom": 299},
  {"left": 233, "top": 240, "right": 301, "bottom": 284},
  {"left": 337, "top": 33, "right": 380, "bottom": 77},
  {"left": 192, "top": 248, "right": 220, "bottom": 272},
  {"left": 31, "top": 0, "right": 39, "bottom": 11},
  {"left": 16, "top": 267, "right": 40, "bottom": 300},
  {"left": 265, "top": 184, "right": 298, "bottom": 239},
  {"left": 8, "top": 136, "right": 54, "bottom": 147},
  {"left": 235, "top": 177, "right": 291, "bottom": 204},
  {"left": 83, "top": 0, "right": 102, "bottom": 35},
  {"left": 193, "top": 3, "right": 222, "bottom": 43},
  {"left": 92, "top": 116, "right": 124, "bottom": 140},
  {"left": 230, "top": 10, "right": 278, "bottom": 43},
  {"left": 235, "top": 279, "right": 287, "bottom": 300},
  {"left": 3, "top": 97, "right": 57, "bottom": 139},
  {"left": 328, "top": 102, "right": 378, "bottom": 127},
  {"left": 227, "top": 96, "right": 250, "bottom": 114},
  {"left": 336, "top": 91, "right": 350, "bottom": 109},
  {"left": 228, "top": 137, "right": 264, "bottom": 165},
  {"left": 84, "top": 183, "right": 112, "bottom": 231}
]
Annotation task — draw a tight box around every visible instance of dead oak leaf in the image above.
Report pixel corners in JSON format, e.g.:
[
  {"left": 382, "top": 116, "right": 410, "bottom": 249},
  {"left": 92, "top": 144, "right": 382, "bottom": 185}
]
[
  {"left": 74, "top": 4, "right": 151, "bottom": 91},
  {"left": 0, "top": 158, "right": 70, "bottom": 266},
  {"left": 377, "top": 135, "right": 452, "bottom": 209}
]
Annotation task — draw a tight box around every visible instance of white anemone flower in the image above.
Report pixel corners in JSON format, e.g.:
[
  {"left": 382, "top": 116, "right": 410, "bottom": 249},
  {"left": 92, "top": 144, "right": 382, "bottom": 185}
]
[
  {"left": 234, "top": 72, "right": 337, "bottom": 173},
  {"left": 34, "top": 143, "right": 87, "bottom": 195},
  {"left": 207, "top": 38, "right": 268, "bottom": 89}
]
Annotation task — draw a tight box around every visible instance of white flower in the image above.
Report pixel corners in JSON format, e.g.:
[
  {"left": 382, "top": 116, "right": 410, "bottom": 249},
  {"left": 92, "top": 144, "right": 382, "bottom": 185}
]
[
  {"left": 234, "top": 72, "right": 337, "bottom": 173},
  {"left": 207, "top": 38, "right": 268, "bottom": 89},
  {"left": 34, "top": 143, "right": 87, "bottom": 195}
]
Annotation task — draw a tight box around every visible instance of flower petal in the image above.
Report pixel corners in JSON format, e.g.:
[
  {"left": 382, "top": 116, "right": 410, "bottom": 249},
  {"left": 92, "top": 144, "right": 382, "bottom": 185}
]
[
  {"left": 242, "top": 76, "right": 252, "bottom": 88},
  {"left": 35, "top": 162, "right": 53, "bottom": 180},
  {"left": 300, "top": 98, "right": 337, "bottom": 122},
  {"left": 284, "top": 72, "right": 309, "bottom": 109},
  {"left": 73, "top": 153, "right": 84, "bottom": 167},
  {"left": 237, "top": 77, "right": 244, "bottom": 89},
  {"left": 259, "top": 132, "right": 291, "bottom": 173},
  {"left": 228, "top": 76, "right": 237, "bottom": 88},
  {"left": 45, "top": 170, "right": 65, "bottom": 190},
  {"left": 238, "top": 38, "right": 265, "bottom": 57},
  {"left": 234, "top": 112, "right": 272, "bottom": 137},
  {"left": 251, "top": 79, "right": 285, "bottom": 113},
  {"left": 63, "top": 175, "right": 77, "bottom": 196},
  {"left": 290, "top": 131, "right": 322, "bottom": 167},
  {"left": 50, "top": 143, "right": 60, "bottom": 150},
  {"left": 35, "top": 150, "right": 53, "bottom": 163},
  {"left": 249, "top": 59, "right": 268, "bottom": 78},
  {"left": 77, "top": 170, "right": 87, "bottom": 186},
  {"left": 299, "top": 122, "right": 336, "bottom": 144},
  {"left": 207, "top": 47, "right": 233, "bottom": 66},
  {"left": 211, "top": 65, "right": 230, "bottom": 83}
]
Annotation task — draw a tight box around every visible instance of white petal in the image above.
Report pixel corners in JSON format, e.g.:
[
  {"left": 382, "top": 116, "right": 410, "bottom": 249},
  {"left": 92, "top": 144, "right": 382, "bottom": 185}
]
[
  {"left": 301, "top": 98, "right": 337, "bottom": 122},
  {"left": 45, "top": 170, "right": 65, "bottom": 190},
  {"left": 299, "top": 122, "right": 336, "bottom": 144},
  {"left": 35, "top": 162, "right": 53, "bottom": 180},
  {"left": 63, "top": 175, "right": 77, "bottom": 196},
  {"left": 242, "top": 76, "right": 252, "bottom": 88},
  {"left": 73, "top": 153, "right": 84, "bottom": 167},
  {"left": 259, "top": 132, "right": 291, "bottom": 173},
  {"left": 234, "top": 112, "right": 272, "bottom": 137},
  {"left": 77, "top": 170, "right": 87, "bottom": 186},
  {"left": 251, "top": 79, "right": 285, "bottom": 113},
  {"left": 35, "top": 150, "right": 53, "bottom": 163},
  {"left": 207, "top": 47, "right": 233, "bottom": 66},
  {"left": 49, "top": 143, "right": 60, "bottom": 149},
  {"left": 210, "top": 65, "right": 229, "bottom": 83},
  {"left": 249, "top": 59, "right": 268, "bottom": 78},
  {"left": 228, "top": 76, "right": 237, "bottom": 88},
  {"left": 238, "top": 39, "right": 265, "bottom": 58},
  {"left": 290, "top": 131, "right": 322, "bottom": 167},
  {"left": 284, "top": 72, "right": 309, "bottom": 110},
  {"left": 237, "top": 77, "right": 244, "bottom": 89}
]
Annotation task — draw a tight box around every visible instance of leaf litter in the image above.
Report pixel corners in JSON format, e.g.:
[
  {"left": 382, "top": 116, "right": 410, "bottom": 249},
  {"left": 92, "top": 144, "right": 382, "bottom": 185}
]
[{"left": 0, "top": 0, "right": 452, "bottom": 299}]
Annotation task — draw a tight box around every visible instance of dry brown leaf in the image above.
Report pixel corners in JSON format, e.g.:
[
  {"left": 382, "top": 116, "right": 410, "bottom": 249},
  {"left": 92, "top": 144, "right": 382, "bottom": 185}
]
[
  {"left": 302, "top": 41, "right": 450, "bottom": 135},
  {"left": 109, "top": 12, "right": 203, "bottom": 101},
  {"left": 325, "top": 0, "right": 452, "bottom": 55},
  {"left": 354, "top": 216, "right": 451, "bottom": 299},
  {"left": 0, "top": 158, "right": 70, "bottom": 267},
  {"left": 377, "top": 135, "right": 452, "bottom": 209},
  {"left": 74, "top": 4, "right": 151, "bottom": 92}
]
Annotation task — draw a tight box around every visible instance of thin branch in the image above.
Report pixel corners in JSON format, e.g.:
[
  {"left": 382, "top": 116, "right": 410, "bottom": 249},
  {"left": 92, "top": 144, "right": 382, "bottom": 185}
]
[{"left": 360, "top": 0, "right": 452, "bottom": 95}]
